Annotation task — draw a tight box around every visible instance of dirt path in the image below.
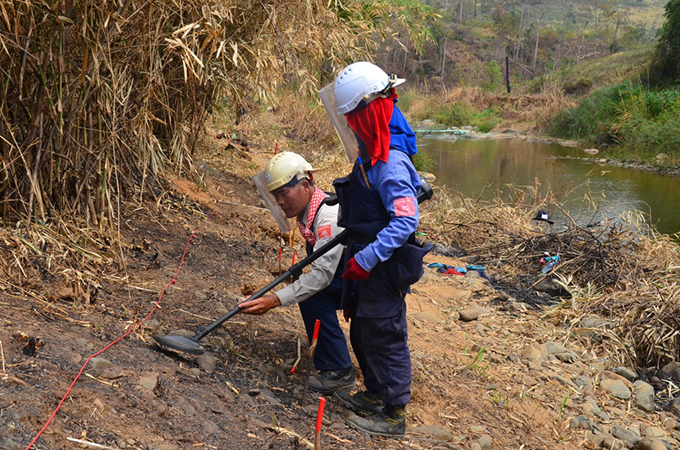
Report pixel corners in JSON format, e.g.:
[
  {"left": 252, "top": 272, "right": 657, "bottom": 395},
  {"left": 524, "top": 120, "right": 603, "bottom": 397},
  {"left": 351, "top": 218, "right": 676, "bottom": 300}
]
[{"left": 2, "top": 142, "right": 678, "bottom": 450}]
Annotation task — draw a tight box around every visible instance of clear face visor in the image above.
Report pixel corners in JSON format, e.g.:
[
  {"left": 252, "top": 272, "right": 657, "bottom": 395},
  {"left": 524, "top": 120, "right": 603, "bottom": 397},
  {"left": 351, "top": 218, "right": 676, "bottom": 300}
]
[
  {"left": 318, "top": 83, "right": 359, "bottom": 163},
  {"left": 253, "top": 171, "right": 292, "bottom": 233}
]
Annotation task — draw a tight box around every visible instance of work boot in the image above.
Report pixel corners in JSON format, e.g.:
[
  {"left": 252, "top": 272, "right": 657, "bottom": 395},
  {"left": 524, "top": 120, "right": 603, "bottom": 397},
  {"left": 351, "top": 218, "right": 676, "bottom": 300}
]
[
  {"left": 346, "top": 405, "right": 406, "bottom": 438},
  {"left": 334, "top": 389, "right": 383, "bottom": 415},
  {"left": 308, "top": 367, "right": 355, "bottom": 395}
]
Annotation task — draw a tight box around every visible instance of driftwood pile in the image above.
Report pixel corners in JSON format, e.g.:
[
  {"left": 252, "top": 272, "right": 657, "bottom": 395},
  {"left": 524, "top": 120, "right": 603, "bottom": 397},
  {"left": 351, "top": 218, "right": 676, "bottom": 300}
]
[{"left": 420, "top": 187, "right": 680, "bottom": 368}]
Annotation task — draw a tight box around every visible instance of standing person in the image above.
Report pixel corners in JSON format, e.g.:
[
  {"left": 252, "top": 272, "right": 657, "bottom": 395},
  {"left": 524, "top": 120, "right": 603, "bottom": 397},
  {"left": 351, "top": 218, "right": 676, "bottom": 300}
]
[
  {"left": 239, "top": 151, "right": 355, "bottom": 395},
  {"left": 327, "top": 61, "right": 431, "bottom": 438}
]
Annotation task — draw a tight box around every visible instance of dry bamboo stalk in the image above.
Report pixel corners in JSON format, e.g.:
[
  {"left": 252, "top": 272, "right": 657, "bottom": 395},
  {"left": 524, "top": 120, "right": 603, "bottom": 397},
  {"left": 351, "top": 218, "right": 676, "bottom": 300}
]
[
  {"left": 0, "top": 340, "right": 6, "bottom": 376},
  {"left": 65, "top": 437, "right": 117, "bottom": 450}
]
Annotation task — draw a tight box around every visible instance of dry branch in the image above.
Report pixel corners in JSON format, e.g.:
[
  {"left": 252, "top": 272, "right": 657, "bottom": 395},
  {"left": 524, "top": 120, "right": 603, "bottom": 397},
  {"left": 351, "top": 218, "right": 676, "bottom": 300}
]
[{"left": 419, "top": 185, "right": 680, "bottom": 368}]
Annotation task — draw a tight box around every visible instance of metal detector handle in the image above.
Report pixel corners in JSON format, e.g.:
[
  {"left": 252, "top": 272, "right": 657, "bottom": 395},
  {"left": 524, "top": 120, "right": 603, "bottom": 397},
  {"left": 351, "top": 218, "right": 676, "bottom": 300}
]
[
  {"left": 193, "top": 229, "right": 349, "bottom": 341},
  {"left": 194, "top": 305, "right": 242, "bottom": 341}
]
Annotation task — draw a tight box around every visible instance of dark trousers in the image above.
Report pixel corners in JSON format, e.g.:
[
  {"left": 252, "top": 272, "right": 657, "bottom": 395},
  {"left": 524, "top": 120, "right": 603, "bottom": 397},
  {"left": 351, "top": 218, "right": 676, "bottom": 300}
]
[
  {"left": 350, "top": 303, "right": 411, "bottom": 406},
  {"left": 298, "top": 281, "right": 352, "bottom": 371}
]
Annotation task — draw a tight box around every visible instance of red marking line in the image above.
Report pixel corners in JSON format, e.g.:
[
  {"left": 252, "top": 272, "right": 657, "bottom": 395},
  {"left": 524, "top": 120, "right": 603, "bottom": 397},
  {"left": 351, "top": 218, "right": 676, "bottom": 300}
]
[{"left": 25, "top": 206, "right": 218, "bottom": 449}]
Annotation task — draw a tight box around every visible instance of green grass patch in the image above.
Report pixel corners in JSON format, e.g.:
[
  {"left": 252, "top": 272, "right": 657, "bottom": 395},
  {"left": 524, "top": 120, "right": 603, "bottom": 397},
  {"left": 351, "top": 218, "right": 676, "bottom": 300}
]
[
  {"left": 550, "top": 80, "right": 680, "bottom": 163},
  {"left": 470, "top": 107, "right": 502, "bottom": 133},
  {"left": 526, "top": 47, "right": 654, "bottom": 95},
  {"left": 408, "top": 97, "right": 501, "bottom": 133},
  {"left": 412, "top": 150, "right": 435, "bottom": 173}
]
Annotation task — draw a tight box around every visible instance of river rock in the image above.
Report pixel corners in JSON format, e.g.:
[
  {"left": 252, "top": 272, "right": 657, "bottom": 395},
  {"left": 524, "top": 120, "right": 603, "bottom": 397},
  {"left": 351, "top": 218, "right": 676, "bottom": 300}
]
[
  {"left": 534, "top": 278, "right": 572, "bottom": 298},
  {"left": 612, "top": 426, "right": 640, "bottom": 447},
  {"left": 614, "top": 366, "right": 638, "bottom": 381},
  {"left": 646, "top": 426, "right": 667, "bottom": 438},
  {"left": 520, "top": 343, "right": 547, "bottom": 362},
  {"left": 633, "top": 380, "right": 655, "bottom": 413},
  {"left": 420, "top": 172, "right": 436, "bottom": 181},
  {"left": 492, "top": 291, "right": 509, "bottom": 301},
  {"left": 582, "top": 397, "right": 609, "bottom": 422},
  {"left": 570, "top": 415, "right": 596, "bottom": 430},
  {"left": 662, "top": 417, "right": 677, "bottom": 430},
  {"left": 459, "top": 307, "right": 479, "bottom": 322},
  {"left": 411, "top": 425, "right": 454, "bottom": 441},
  {"left": 660, "top": 362, "right": 680, "bottom": 382},
  {"left": 640, "top": 438, "right": 669, "bottom": 450},
  {"left": 578, "top": 317, "right": 611, "bottom": 343},
  {"left": 585, "top": 431, "right": 606, "bottom": 447},
  {"left": 470, "top": 303, "right": 490, "bottom": 315},
  {"left": 574, "top": 376, "right": 595, "bottom": 396},
  {"left": 600, "top": 379, "right": 631, "bottom": 400},
  {"left": 602, "top": 436, "right": 626, "bottom": 450},
  {"left": 553, "top": 374, "right": 579, "bottom": 391},
  {"left": 167, "top": 328, "right": 195, "bottom": 337},
  {"left": 89, "top": 357, "right": 112, "bottom": 369},
  {"left": 477, "top": 435, "right": 493, "bottom": 450},
  {"left": 196, "top": 354, "right": 218, "bottom": 373},
  {"left": 138, "top": 373, "right": 159, "bottom": 391},
  {"left": 66, "top": 351, "right": 83, "bottom": 365},
  {"left": 599, "top": 370, "right": 633, "bottom": 387},
  {"left": 414, "top": 311, "right": 441, "bottom": 323}
]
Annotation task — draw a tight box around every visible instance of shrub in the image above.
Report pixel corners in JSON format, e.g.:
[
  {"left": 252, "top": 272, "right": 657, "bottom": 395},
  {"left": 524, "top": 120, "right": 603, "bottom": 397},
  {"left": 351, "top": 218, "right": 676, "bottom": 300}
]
[
  {"left": 470, "top": 107, "right": 501, "bottom": 132},
  {"left": 480, "top": 60, "right": 503, "bottom": 92},
  {"left": 550, "top": 80, "right": 680, "bottom": 160}
]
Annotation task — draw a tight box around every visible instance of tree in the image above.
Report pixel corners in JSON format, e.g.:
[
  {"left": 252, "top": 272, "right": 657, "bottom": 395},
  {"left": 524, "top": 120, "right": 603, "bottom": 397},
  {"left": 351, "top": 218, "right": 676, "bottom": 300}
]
[{"left": 650, "top": 0, "right": 680, "bottom": 84}]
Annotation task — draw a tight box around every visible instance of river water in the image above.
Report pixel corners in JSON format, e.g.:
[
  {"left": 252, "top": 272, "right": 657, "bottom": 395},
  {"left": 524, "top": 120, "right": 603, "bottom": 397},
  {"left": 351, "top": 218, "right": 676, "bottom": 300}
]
[{"left": 419, "top": 136, "right": 680, "bottom": 236}]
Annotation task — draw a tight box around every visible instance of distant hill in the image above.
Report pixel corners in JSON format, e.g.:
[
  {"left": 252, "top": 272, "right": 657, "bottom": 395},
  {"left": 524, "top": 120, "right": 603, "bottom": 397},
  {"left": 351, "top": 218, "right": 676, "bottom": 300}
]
[{"left": 380, "top": 0, "right": 668, "bottom": 90}]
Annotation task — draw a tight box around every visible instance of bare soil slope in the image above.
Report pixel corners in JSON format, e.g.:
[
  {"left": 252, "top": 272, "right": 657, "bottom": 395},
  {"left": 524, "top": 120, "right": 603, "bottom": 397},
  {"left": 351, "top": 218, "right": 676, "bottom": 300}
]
[{"left": 1, "top": 138, "right": 678, "bottom": 450}]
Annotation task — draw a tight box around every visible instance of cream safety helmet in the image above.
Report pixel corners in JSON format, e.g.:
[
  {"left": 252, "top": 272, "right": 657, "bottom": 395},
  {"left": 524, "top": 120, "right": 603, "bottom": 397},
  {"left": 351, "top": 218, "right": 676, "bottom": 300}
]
[
  {"left": 264, "top": 151, "right": 318, "bottom": 192},
  {"left": 333, "top": 61, "right": 405, "bottom": 115}
]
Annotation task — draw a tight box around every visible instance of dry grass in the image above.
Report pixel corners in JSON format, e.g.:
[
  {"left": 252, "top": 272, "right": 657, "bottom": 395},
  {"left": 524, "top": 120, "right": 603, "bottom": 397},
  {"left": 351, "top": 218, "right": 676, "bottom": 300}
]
[
  {"left": 404, "top": 85, "right": 577, "bottom": 133},
  {"left": 0, "top": 0, "right": 378, "bottom": 229},
  {"left": 0, "top": 0, "right": 386, "bottom": 292}
]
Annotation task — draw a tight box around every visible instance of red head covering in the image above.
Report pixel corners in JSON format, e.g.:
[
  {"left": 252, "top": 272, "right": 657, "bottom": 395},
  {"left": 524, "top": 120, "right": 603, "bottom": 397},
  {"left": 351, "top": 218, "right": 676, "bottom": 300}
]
[{"left": 345, "top": 91, "right": 397, "bottom": 166}]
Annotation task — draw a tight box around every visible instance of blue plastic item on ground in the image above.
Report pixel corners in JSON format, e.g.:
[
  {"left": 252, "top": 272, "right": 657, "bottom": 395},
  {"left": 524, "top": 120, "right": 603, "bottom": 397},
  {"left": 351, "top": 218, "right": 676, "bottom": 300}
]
[{"left": 542, "top": 261, "right": 556, "bottom": 273}]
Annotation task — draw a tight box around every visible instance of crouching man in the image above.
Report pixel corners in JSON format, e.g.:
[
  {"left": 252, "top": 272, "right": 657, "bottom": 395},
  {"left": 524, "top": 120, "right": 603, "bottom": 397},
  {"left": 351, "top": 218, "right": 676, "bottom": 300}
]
[{"left": 239, "top": 151, "right": 355, "bottom": 395}]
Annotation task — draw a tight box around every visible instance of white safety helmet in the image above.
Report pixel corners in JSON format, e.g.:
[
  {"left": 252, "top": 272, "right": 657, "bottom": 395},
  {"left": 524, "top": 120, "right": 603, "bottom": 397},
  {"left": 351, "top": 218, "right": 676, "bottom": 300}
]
[
  {"left": 333, "top": 61, "right": 405, "bottom": 115},
  {"left": 263, "top": 151, "right": 318, "bottom": 192}
]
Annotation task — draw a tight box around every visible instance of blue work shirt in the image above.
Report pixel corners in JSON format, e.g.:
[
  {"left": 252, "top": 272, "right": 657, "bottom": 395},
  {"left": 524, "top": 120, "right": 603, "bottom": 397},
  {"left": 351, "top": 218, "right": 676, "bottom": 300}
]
[{"left": 354, "top": 150, "right": 421, "bottom": 272}]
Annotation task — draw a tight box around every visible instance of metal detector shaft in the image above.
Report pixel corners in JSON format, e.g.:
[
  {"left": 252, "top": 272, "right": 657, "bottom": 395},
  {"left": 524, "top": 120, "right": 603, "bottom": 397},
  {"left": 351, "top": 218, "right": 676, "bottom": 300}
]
[
  {"left": 193, "top": 178, "right": 433, "bottom": 342},
  {"left": 194, "top": 229, "right": 349, "bottom": 341}
]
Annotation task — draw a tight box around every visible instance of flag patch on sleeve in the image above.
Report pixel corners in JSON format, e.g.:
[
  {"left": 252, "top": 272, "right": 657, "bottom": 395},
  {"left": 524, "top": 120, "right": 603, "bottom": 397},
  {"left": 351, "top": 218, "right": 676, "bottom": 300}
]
[
  {"left": 394, "top": 197, "right": 416, "bottom": 217},
  {"left": 317, "top": 225, "right": 332, "bottom": 239}
]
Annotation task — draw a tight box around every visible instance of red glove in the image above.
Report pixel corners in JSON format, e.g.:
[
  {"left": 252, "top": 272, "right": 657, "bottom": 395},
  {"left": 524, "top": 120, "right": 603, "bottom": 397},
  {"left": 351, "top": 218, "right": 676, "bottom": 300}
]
[{"left": 342, "top": 257, "right": 370, "bottom": 281}]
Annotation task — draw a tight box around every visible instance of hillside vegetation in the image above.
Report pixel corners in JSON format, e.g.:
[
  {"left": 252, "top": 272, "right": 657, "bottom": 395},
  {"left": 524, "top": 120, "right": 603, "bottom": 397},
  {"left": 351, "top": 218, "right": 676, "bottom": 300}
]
[{"left": 383, "top": 0, "right": 679, "bottom": 167}]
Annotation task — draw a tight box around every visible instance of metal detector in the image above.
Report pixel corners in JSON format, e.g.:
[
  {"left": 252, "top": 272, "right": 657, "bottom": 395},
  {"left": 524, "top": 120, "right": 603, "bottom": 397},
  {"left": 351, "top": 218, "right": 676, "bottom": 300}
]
[{"left": 154, "top": 178, "right": 433, "bottom": 355}]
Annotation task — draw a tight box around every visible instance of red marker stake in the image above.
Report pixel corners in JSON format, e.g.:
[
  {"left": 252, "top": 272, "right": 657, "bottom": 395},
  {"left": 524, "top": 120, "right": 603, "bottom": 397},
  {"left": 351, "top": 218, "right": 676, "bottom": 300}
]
[
  {"left": 274, "top": 142, "right": 278, "bottom": 155},
  {"left": 315, "top": 396, "right": 326, "bottom": 450}
]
